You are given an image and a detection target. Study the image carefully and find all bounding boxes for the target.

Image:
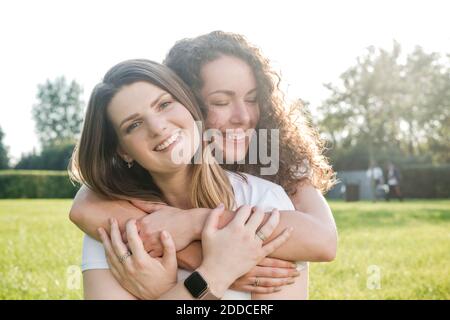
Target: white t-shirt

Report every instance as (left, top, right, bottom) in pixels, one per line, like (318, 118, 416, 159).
(81, 171, 307, 300)
(366, 167, 383, 181)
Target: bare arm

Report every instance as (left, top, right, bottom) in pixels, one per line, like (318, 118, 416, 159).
(70, 183, 337, 263)
(289, 181, 338, 261)
(89, 206, 292, 300)
(83, 269, 138, 300)
(83, 268, 229, 300)
(82, 267, 228, 300)
(135, 183, 337, 263)
(177, 211, 332, 269)
(180, 209, 332, 264)
(69, 185, 146, 241)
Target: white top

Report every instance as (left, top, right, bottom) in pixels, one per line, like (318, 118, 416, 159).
(366, 167, 383, 181)
(81, 171, 306, 300)
(387, 168, 398, 185)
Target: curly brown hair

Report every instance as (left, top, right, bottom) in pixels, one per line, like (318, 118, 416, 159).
(164, 31, 336, 194)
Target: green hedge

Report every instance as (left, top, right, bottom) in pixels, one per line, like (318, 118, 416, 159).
(400, 164, 450, 198)
(1, 166, 449, 199)
(0, 170, 80, 198)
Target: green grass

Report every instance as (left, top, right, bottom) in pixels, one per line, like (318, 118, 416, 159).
(0, 199, 449, 299)
(310, 200, 450, 299)
(0, 200, 83, 299)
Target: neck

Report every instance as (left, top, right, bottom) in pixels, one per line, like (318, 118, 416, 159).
(150, 166, 193, 209)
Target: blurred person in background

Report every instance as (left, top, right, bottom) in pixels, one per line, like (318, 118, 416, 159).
(386, 162, 403, 202)
(367, 160, 385, 202)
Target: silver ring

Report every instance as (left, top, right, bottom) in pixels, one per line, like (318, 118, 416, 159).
(118, 251, 132, 264)
(256, 230, 267, 242)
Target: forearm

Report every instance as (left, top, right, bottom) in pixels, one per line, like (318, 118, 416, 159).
(83, 270, 138, 300)
(289, 182, 338, 261)
(261, 211, 335, 262)
(190, 209, 236, 239)
(158, 265, 231, 300)
(83, 268, 207, 300)
(176, 241, 203, 270)
(191, 208, 334, 262)
(69, 185, 146, 241)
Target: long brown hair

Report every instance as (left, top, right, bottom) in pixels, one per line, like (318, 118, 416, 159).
(69, 59, 234, 209)
(164, 31, 336, 195)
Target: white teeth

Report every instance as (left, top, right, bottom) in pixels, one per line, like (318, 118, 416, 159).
(155, 131, 181, 151)
(225, 131, 246, 141)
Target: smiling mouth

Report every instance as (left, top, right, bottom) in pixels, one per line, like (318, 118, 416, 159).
(154, 130, 182, 152)
(221, 129, 247, 141)
(222, 130, 247, 143)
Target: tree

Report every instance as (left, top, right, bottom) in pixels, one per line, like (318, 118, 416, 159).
(400, 48, 450, 163)
(319, 42, 450, 170)
(32, 76, 84, 147)
(15, 142, 75, 170)
(0, 126, 10, 169)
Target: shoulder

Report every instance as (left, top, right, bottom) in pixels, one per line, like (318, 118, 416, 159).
(226, 171, 294, 211)
(227, 171, 284, 192)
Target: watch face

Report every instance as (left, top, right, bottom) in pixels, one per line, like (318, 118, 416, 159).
(184, 271, 208, 298)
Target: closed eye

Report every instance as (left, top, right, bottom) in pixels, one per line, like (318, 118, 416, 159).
(211, 101, 229, 106)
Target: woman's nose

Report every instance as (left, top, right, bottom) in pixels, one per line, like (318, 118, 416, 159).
(229, 101, 251, 125)
(145, 114, 167, 137)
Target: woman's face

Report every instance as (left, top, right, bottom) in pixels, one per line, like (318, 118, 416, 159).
(107, 81, 199, 174)
(200, 55, 260, 163)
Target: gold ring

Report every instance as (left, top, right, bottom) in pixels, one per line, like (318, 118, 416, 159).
(256, 230, 266, 242)
(253, 277, 260, 287)
(118, 251, 132, 264)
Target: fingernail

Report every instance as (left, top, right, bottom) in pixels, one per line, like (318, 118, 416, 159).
(162, 230, 168, 239)
(294, 271, 301, 277)
(275, 287, 282, 291)
(97, 228, 103, 236)
(291, 263, 297, 268)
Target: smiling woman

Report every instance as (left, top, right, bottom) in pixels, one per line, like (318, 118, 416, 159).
(69, 60, 234, 210)
(68, 58, 299, 300)
(69, 31, 340, 301)
(200, 55, 260, 163)
(109, 82, 199, 173)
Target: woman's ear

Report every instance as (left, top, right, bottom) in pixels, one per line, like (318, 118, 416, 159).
(116, 146, 133, 163)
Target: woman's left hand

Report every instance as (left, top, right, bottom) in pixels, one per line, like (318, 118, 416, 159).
(98, 218, 178, 300)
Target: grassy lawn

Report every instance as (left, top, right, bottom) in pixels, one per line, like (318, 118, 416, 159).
(0, 199, 449, 299)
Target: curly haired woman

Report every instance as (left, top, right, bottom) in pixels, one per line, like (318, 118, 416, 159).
(69, 31, 337, 300)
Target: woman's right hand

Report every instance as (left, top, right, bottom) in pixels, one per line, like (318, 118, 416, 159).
(197, 204, 293, 297)
(98, 218, 178, 300)
(230, 257, 300, 294)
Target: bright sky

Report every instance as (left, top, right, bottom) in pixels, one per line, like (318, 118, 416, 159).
(1, 0, 449, 163)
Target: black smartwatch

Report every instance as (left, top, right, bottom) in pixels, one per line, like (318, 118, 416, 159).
(184, 271, 220, 300)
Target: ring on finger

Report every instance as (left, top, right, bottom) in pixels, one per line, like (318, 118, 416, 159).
(253, 277, 260, 287)
(256, 230, 267, 242)
(118, 251, 132, 264)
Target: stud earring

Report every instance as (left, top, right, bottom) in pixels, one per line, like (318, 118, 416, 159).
(127, 161, 133, 168)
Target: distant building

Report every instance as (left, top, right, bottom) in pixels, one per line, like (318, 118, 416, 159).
(326, 170, 377, 201)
